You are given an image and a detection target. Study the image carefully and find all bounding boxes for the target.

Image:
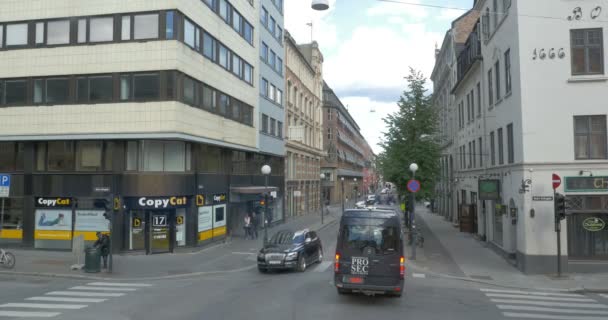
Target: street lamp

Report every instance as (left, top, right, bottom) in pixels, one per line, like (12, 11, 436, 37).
(320, 173, 325, 224)
(311, 0, 329, 11)
(261, 165, 271, 244)
(341, 177, 345, 213)
(354, 178, 358, 201)
(409, 163, 418, 260)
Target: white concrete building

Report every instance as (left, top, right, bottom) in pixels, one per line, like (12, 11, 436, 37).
(434, 0, 608, 273)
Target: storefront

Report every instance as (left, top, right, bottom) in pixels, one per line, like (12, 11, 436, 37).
(565, 176, 608, 261)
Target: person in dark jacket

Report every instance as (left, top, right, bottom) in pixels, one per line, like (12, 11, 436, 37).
(94, 232, 110, 268)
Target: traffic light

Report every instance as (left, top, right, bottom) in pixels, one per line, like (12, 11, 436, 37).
(554, 193, 567, 221)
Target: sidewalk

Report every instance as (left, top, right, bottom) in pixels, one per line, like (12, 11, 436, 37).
(407, 204, 608, 292)
(0, 206, 340, 281)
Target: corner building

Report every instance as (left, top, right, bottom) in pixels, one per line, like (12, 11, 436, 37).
(0, 0, 285, 254)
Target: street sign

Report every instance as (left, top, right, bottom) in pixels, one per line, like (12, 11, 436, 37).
(93, 186, 111, 193)
(407, 180, 421, 193)
(552, 174, 562, 190)
(0, 174, 10, 198)
(532, 196, 554, 201)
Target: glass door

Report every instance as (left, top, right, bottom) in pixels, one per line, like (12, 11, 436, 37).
(149, 210, 174, 254)
(129, 210, 146, 251)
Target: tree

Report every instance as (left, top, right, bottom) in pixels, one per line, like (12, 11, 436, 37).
(378, 68, 440, 201)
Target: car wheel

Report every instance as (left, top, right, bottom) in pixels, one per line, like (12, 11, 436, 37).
(337, 288, 350, 295)
(317, 248, 323, 263)
(389, 292, 402, 298)
(297, 255, 306, 272)
(258, 266, 268, 273)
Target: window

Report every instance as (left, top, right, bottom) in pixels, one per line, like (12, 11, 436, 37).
(327, 128, 332, 140)
(468, 142, 472, 168)
(495, 60, 501, 100)
(244, 63, 253, 84)
(134, 14, 159, 40)
(6, 24, 28, 46)
(488, 69, 494, 106)
(466, 94, 471, 123)
(490, 131, 495, 165)
(34, 80, 43, 103)
(0, 25, 3, 48)
(269, 50, 276, 69)
(78, 19, 87, 43)
(277, 57, 283, 74)
(232, 11, 241, 33)
(46, 78, 70, 104)
(243, 105, 253, 125)
(261, 7, 269, 27)
(504, 50, 512, 94)
(277, 121, 283, 138)
(220, 0, 230, 23)
(89, 76, 113, 102)
(262, 114, 269, 133)
(479, 137, 483, 167)
(203, 32, 216, 60)
(183, 76, 196, 105)
(341, 225, 400, 255)
(35, 22, 44, 44)
(219, 93, 230, 116)
(498, 128, 504, 165)
(0, 142, 24, 171)
(121, 16, 131, 40)
(139, 141, 189, 172)
(574, 115, 607, 159)
(202, 85, 216, 112)
(197, 145, 224, 173)
(276, 89, 283, 105)
(269, 17, 276, 35)
(472, 140, 476, 167)
(76, 141, 109, 171)
(47, 20, 70, 45)
(231, 100, 241, 121)
(507, 123, 514, 163)
(219, 44, 229, 69)
(120, 75, 130, 100)
(4, 80, 27, 105)
(276, 26, 283, 42)
(261, 78, 269, 97)
(47, 141, 75, 171)
(232, 55, 241, 77)
(89, 17, 114, 42)
(133, 73, 160, 100)
(493, 0, 499, 29)
(166, 71, 175, 99)
(571, 29, 604, 75)
(243, 22, 253, 44)
(269, 84, 276, 101)
(470, 90, 475, 119)
(166, 11, 175, 39)
(270, 118, 276, 136)
(261, 42, 268, 61)
(184, 19, 197, 49)
(476, 82, 481, 116)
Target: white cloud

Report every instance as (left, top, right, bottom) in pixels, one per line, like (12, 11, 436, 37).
(388, 16, 405, 24)
(340, 97, 400, 154)
(438, 8, 465, 20)
(366, 0, 428, 20)
(284, 0, 338, 49)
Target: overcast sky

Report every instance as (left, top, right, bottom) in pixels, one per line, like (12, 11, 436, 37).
(284, 0, 471, 154)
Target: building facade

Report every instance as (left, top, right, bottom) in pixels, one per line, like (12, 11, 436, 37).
(0, 0, 285, 254)
(284, 31, 324, 217)
(434, 0, 608, 273)
(321, 82, 371, 206)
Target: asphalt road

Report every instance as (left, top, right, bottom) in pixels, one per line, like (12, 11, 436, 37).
(2, 219, 608, 320)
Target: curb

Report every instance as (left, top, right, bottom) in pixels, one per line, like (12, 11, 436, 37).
(405, 260, 608, 293)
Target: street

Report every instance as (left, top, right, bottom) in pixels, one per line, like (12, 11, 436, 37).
(3, 218, 608, 320)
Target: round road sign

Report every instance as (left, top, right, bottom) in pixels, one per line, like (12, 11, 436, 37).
(407, 180, 421, 193)
(552, 173, 561, 190)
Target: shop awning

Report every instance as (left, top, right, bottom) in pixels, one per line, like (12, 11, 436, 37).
(337, 169, 364, 178)
(230, 186, 278, 194)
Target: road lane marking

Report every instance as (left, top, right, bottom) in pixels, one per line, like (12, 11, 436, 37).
(232, 252, 256, 255)
(490, 299, 608, 309)
(313, 261, 332, 272)
(601, 294, 608, 299)
(0, 311, 61, 317)
(503, 312, 608, 320)
(26, 297, 107, 303)
(497, 305, 608, 315)
(0, 303, 87, 310)
(485, 293, 595, 302)
(69, 286, 137, 292)
(45, 291, 124, 297)
(86, 282, 152, 287)
(481, 288, 583, 297)
(412, 273, 426, 278)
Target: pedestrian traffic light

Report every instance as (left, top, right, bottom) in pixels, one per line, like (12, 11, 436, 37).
(554, 193, 567, 221)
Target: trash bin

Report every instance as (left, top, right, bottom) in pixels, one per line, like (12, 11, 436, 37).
(84, 246, 101, 273)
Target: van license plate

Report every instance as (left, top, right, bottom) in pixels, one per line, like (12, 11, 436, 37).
(344, 276, 364, 284)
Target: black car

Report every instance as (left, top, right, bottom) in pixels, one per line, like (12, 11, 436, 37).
(257, 229, 323, 273)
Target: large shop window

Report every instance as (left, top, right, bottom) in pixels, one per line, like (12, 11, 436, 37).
(35, 141, 112, 171)
(0, 142, 24, 171)
(574, 115, 607, 160)
(128, 140, 192, 172)
(76, 141, 113, 171)
(567, 196, 608, 259)
(47, 141, 76, 171)
(0, 198, 24, 235)
(231, 151, 247, 175)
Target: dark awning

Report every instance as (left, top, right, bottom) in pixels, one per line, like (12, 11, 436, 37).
(230, 186, 278, 194)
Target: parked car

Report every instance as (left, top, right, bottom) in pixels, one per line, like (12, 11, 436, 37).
(334, 208, 405, 297)
(257, 229, 323, 273)
(367, 194, 376, 202)
(355, 201, 367, 209)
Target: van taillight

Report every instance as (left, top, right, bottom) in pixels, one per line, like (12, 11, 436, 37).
(334, 253, 340, 273)
(400, 256, 405, 279)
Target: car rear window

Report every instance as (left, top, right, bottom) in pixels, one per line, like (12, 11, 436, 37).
(341, 224, 400, 255)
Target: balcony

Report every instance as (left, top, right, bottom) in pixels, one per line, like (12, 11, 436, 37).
(288, 126, 305, 142)
(453, 27, 481, 92)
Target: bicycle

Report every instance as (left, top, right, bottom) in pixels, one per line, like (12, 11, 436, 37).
(0, 248, 15, 269)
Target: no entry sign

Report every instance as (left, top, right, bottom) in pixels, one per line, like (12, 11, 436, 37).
(407, 180, 421, 193)
(552, 174, 562, 190)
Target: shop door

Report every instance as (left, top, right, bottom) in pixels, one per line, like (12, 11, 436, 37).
(129, 210, 147, 251)
(148, 210, 175, 254)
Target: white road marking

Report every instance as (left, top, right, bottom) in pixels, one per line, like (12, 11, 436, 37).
(481, 288, 583, 297)
(485, 293, 595, 302)
(497, 305, 608, 315)
(412, 273, 426, 278)
(69, 286, 137, 292)
(26, 297, 107, 303)
(601, 294, 608, 299)
(45, 291, 125, 297)
(313, 261, 332, 272)
(0, 311, 61, 317)
(232, 252, 255, 255)
(503, 312, 608, 320)
(0, 303, 86, 310)
(86, 282, 152, 287)
(490, 299, 608, 309)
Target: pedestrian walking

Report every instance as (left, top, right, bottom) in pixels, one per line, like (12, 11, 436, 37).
(93, 232, 110, 269)
(244, 214, 253, 239)
(251, 211, 259, 239)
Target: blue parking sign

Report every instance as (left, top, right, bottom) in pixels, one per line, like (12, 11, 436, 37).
(0, 174, 10, 198)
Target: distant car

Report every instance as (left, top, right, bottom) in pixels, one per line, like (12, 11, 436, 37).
(355, 201, 366, 209)
(381, 188, 388, 194)
(367, 195, 376, 202)
(257, 229, 323, 273)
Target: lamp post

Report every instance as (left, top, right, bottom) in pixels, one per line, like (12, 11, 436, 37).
(409, 163, 418, 260)
(311, 0, 329, 11)
(341, 177, 345, 213)
(354, 178, 357, 201)
(261, 165, 271, 244)
(320, 173, 325, 224)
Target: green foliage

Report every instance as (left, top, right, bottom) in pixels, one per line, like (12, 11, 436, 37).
(377, 68, 440, 200)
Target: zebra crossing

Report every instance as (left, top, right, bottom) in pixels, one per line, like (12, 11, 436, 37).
(481, 288, 608, 319)
(0, 281, 152, 318)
